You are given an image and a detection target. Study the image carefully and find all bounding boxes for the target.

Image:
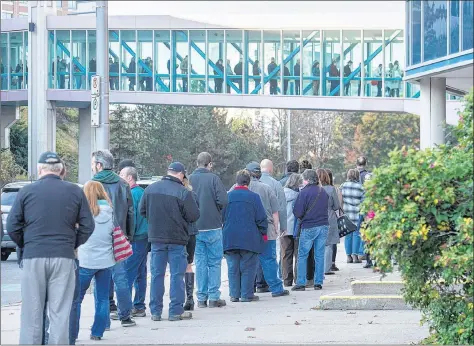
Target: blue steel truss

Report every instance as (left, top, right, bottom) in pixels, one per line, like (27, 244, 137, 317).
(329, 30, 402, 96)
(109, 31, 169, 92)
(250, 30, 319, 94)
(49, 32, 85, 73)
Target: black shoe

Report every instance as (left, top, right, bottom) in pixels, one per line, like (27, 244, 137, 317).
(325, 271, 335, 275)
(363, 261, 373, 269)
(230, 297, 240, 302)
(291, 285, 305, 291)
(241, 296, 259, 302)
(109, 305, 117, 313)
(257, 287, 270, 293)
(284, 281, 293, 287)
(330, 264, 340, 271)
(209, 299, 226, 308)
(121, 318, 136, 327)
(184, 272, 195, 311)
(272, 290, 290, 297)
(197, 301, 208, 308)
(90, 335, 102, 340)
(314, 284, 323, 290)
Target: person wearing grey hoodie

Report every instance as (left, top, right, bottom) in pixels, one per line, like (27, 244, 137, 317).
(281, 173, 303, 287)
(72, 181, 116, 341)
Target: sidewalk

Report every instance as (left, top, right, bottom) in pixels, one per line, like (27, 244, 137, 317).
(1, 247, 429, 344)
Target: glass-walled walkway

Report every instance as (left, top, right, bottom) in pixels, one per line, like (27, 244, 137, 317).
(0, 27, 462, 100)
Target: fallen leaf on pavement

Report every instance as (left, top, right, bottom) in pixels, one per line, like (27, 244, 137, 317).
(347, 311, 356, 314)
(248, 336, 256, 339)
(294, 321, 301, 325)
(310, 306, 320, 310)
(368, 321, 373, 324)
(151, 328, 159, 330)
(245, 327, 255, 331)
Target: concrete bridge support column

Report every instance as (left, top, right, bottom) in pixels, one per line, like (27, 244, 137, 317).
(420, 77, 447, 149)
(78, 106, 92, 184)
(28, 1, 58, 179)
(0, 106, 20, 149)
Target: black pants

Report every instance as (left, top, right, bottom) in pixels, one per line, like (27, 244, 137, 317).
(215, 80, 223, 93)
(270, 81, 278, 95)
(295, 80, 300, 95)
(255, 262, 268, 289)
(307, 245, 315, 281)
(281, 235, 298, 285)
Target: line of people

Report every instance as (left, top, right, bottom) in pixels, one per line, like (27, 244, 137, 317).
(6, 149, 372, 344)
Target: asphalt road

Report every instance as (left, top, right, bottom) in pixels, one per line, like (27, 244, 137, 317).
(1, 252, 22, 306)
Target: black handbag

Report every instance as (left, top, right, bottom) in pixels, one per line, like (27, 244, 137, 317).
(337, 209, 358, 237)
(294, 186, 322, 238)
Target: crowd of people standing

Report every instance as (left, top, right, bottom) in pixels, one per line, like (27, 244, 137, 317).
(6, 149, 372, 344)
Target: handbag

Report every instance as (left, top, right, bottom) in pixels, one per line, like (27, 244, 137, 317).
(112, 220, 133, 262)
(294, 186, 322, 238)
(337, 208, 358, 238)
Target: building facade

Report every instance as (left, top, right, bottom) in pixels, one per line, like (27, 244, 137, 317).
(1, 1, 95, 19)
(405, 0, 473, 148)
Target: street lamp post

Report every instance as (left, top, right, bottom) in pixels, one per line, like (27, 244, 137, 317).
(95, 0, 109, 150)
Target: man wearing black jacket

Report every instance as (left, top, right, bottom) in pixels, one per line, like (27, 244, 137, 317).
(7, 151, 94, 344)
(141, 162, 200, 321)
(92, 149, 136, 327)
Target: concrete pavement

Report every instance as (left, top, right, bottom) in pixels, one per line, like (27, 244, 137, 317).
(1, 247, 429, 344)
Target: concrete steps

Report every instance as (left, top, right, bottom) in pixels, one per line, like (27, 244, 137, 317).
(320, 280, 411, 310)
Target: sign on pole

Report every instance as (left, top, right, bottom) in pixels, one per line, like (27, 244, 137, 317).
(91, 75, 100, 127)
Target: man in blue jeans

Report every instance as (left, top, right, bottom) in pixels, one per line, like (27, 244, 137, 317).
(291, 169, 330, 291)
(140, 162, 200, 321)
(189, 153, 228, 308)
(120, 165, 149, 317)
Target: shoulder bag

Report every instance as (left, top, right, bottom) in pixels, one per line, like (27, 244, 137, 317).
(337, 208, 357, 238)
(294, 186, 322, 238)
(112, 217, 133, 262)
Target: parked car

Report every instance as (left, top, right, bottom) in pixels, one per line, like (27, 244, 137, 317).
(1, 180, 83, 261)
(137, 176, 162, 189)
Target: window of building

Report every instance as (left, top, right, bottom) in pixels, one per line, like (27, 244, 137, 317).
(56, 0, 62, 7)
(410, 1, 422, 65)
(1, 11, 13, 19)
(19, 1, 29, 4)
(462, 0, 473, 50)
(450, 1, 460, 54)
(19, 13, 28, 17)
(68, 1, 77, 9)
(423, 0, 448, 62)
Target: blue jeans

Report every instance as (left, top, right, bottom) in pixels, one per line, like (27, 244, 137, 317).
(195, 230, 223, 302)
(296, 225, 329, 286)
(344, 215, 364, 256)
(126, 239, 148, 311)
(258, 240, 284, 294)
(225, 250, 258, 299)
(72, 267, 112, 338)
(111, 260, 133, 320)
(149, 243, 187, 318)
(43, 259, 79, 345)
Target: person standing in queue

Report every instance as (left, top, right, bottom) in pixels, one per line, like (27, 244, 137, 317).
(7, 151, 95, 344)
(140, 162, 200, 321)
(119, 165, 149, 318)
(91, 150, 136, 327)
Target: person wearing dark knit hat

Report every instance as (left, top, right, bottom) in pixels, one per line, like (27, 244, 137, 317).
(117, 159, 135, 173)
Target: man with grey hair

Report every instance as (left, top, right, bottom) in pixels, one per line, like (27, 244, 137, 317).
(7, 151, 94, 344)
(92, 150, 137, 327)
(259, 159, 287, 284)
(120, 165, 149, 318)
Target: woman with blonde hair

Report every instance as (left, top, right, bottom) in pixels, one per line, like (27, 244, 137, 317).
(71, 181, 116, 341)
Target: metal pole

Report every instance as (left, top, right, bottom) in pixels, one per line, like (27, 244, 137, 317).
(286, 109, 291, 161)
(96, 0, 109, 149)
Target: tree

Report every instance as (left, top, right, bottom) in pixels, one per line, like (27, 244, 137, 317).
(9, 107, 28, 171)
(0, 149, 25, 188)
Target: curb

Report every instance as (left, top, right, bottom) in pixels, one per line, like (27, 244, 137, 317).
(351, 280, 405, 295)
(319, 295, 412, 310)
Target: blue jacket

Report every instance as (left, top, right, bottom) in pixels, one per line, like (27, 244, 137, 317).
(131, 185, 148, 240)
(223, 187, 268, 254)
(293, 183, 329, 229)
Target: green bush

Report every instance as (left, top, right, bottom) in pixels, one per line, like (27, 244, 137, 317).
(361, 89, 473, 344)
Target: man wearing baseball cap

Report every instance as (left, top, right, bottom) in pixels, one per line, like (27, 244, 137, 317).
(140, 162, 200, 321)
(7, 151, 95, 344)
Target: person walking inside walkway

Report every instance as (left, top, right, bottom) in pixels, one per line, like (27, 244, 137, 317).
(223, 170, 268, 302)
(119, 165, 149, 318)
(281, 173, 303, 287)
(268, 57, 278, 95)
(140, 162, 200, 321)
(73, 181, 116, 341)
(291, 169, 329, 291)
(91, 150, 136, 327)
(341, 169, 365, 264)
(214, 59, 224, 93)
(7, 151, 94, 344)
(232, 162, 289, 298)
(189, 152, 228, 308)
